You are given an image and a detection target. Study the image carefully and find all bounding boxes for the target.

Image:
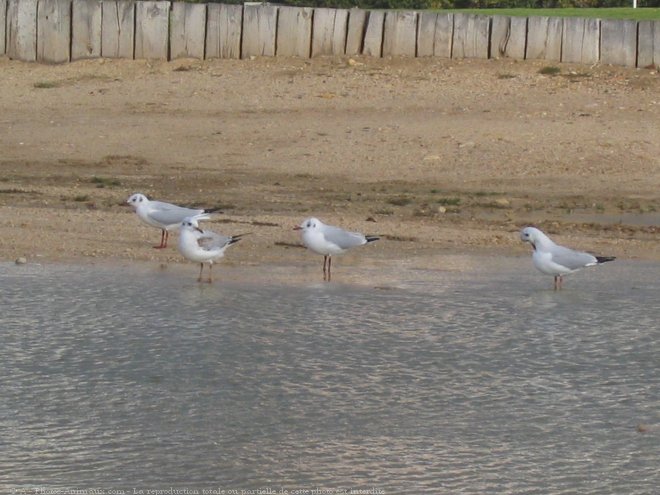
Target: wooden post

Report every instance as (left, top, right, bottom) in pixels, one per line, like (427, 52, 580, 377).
(525, 16, 562, 62)
(312, 7, 348, 56)
(363, 10, 385, 57)
(383, 11, 417, 57)
(600, 19, 637, 67)
(561, 17, 599, 65)
(170, 2, 206, 60)
(7, 0, 38, 62)
(206, 3, 242, 59)
(37, 0, 71, 63)
(276, 6, 312, 58)
(135, 1, 170, 60)
(101, 1, 135, 59)
(637, 20, 659, 68)
(491, 16, 526, 60)
(452, 14, 489, 59)
(417, 12, 452, 58)
(0, 0, 7, 55)
(242, 4, 278, 59)
(72, 0, 101, 60)
(346, 8, 367, 56)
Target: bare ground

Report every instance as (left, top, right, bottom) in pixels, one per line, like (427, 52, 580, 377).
(0, 55, 658, 276)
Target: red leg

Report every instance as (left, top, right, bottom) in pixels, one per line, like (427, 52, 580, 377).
(154, 229, 167, 249)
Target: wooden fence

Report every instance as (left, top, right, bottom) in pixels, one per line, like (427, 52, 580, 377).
(1, 0, 659, 68)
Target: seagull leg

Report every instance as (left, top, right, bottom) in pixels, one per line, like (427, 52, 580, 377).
(198, 263, 204, 282)
(163, 230, 169, 248)
(207, 264, 213, 284)
(154, 229, 167, 249)
(327, 256, 332, 282)
(554, 275, 562, 290)
(558, 275, 563, 290)
(323, 255, 328, 280)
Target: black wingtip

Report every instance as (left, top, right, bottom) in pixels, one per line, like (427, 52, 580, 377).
(229, 232, 251, 244)
(596, 256, 616, 264)
(204, 207, 223, 214)
(365, 236, 380, 243)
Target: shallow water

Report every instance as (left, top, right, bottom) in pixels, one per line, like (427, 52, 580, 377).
(1, 258, 658, 494)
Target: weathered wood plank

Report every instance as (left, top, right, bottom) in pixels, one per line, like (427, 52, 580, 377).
(206, 3, 242, 59)
(37, 0, 71, 63)
(72, 0, 101, 60)
(491, 15, 526, 60)
(170, 2, 206, 60)
(526, 16, 561, 61)
(277, 6, 312, 58)
(417, 11, 437, 57)
(383, 10, 417, 57)
(363, 10, 385, 57)
(135, 1, 170, 60)
(346, 8, 367, 56)
(312, 7, 348, 56)
(638, 20, 660, 68)
(101, 1, 135, 59)
(0, 0, 7, 55)
(7, 0, 37, 61)
(561, 17, 599, 65)
(242, 4, 277, 58)
(600, 19, 637, 68)
(418, 11, 452, 58)
(434, 13, 453, 59)
(452, 13, 489, 59)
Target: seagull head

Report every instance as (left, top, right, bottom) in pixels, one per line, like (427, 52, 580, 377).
(126, 193, 149, 210)
(181, 214, 209, 233)
(520, 226, 544, 251)
(294, 217, 322, 232)
(181, 216, 204, 232)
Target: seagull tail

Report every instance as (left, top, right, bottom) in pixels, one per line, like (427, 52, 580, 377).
(596, 256, 616, 264)
(228, 232, 251, 245)
(365, 236, 380, 244)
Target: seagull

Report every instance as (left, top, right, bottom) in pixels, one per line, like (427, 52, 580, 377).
(520, 226, 615, 290)
(177, 215, 243, 283)
(126, 193, 220, 249)
(294, 217, 379, 281)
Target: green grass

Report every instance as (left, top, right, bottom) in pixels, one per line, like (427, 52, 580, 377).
(34, 81, 61, 89)
(445, 8, 660, 21)
(539, 66, 561, 75)
(90, 176, 121, 188)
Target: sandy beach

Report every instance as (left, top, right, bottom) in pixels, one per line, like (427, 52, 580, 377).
(0, 55, 658, 274)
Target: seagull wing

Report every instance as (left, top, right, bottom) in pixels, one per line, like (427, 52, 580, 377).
(322, 225, 367, 249)
(550, 245, 597, 271)
(197, 230, 233, 251)
(149, 202, 204, 227)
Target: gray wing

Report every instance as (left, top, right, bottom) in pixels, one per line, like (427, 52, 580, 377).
(197, 230, 233, 251)
(323, 225, 366, 249)
(149, 201, 204, 227)
(550, 244, 597, 270)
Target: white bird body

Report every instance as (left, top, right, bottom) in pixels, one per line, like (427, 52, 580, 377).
(177, 215, 241, 282)
(294, 217, 379, 280)
(520, 226, 615, 289)
(127, 193, 218, 248)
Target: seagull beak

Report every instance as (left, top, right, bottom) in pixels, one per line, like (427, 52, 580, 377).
(293, 226, 302, 231)
(530, 242, 536, 251)
(195, 227, 204, 234)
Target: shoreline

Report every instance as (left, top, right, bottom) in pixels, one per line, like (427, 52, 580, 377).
(0, 56, 657, 266)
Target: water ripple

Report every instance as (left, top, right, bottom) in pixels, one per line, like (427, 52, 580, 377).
(0, 260, 658, 493)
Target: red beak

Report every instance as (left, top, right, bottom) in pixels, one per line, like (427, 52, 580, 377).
(293, 226, 302, 231)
